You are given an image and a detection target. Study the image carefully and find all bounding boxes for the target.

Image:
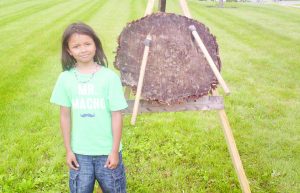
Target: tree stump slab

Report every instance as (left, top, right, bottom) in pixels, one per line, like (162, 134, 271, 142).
(114, 12, 221, 104)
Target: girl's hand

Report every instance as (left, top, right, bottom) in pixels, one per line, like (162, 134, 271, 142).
(104, 152, 119, 169)
(66, 151, 79, 170)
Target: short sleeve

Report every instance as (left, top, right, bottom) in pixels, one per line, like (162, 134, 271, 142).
(50, 73, 71, 107)
(108, 73, 128, 111)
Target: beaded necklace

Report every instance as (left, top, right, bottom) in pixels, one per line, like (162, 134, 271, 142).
(74, 64, 99, 84)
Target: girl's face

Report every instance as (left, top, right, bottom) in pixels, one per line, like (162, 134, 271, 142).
(67, 33, 96, 65)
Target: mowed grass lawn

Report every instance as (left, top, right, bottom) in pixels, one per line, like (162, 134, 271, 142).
(0, 0, 299, 192)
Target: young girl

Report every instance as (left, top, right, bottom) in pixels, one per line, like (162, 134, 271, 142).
(50, 22, 127, 193)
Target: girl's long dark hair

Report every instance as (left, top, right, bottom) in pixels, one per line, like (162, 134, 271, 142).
(61, 22, 108, 71)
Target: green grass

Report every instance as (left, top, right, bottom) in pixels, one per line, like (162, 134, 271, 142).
(0, 0, 299, 192)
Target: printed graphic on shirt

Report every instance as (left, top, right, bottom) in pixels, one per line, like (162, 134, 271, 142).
(71, 83, 106, 118)
(80, 113, 95, 118)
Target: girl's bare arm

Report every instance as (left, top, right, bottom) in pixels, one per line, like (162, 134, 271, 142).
(60, 106, 79, 170)
(111, 111, 123, 153)
(105, 111, 123, 169)
(60, 106, 72, 152)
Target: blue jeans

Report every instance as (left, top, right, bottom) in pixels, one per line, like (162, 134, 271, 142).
(69, 152, 126, 193)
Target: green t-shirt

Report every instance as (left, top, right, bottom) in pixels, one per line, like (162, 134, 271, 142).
(50, 67, 128, 155)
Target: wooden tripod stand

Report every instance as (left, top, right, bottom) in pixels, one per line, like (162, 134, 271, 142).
(121, 0, 251, 192)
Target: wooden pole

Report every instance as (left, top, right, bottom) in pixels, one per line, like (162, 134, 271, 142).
(179, 0, 192, 18)
(213, 90, 251, 193)
(178, 1, 249, 191)
(219, 0, 224, 8)
(159, 0, 167, 12)
(189, 25, 230, 95)
(131, 35, 152, 125)
(125, 0, 154, 104)
(144, 0, 155, 16)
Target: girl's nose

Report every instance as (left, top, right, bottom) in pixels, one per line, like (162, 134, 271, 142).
(80, 47, 87, 53)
